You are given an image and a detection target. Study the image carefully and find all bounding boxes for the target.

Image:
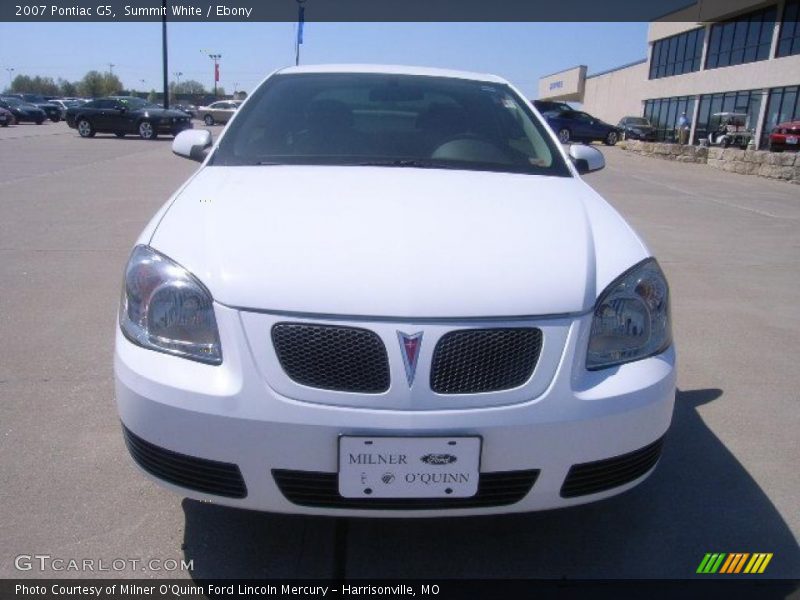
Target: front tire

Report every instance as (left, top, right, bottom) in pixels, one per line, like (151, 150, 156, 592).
(77, 118, 94, 137)
(203, 114, 215, 126)
(35, 119, 44, 125)
(50, 116, 60, 123)
(557, 128, 571, 144)
(604, 131, 618, 146)
(719, 137, 730, 148)
(138, 120, 157, 140)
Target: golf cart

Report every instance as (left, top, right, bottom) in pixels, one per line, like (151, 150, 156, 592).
(707, 112, 753, 149)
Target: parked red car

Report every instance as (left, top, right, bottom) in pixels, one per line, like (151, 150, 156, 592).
(768, 120, 800, 152)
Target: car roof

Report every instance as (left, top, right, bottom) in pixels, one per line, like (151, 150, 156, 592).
(276, 64, 508, 84)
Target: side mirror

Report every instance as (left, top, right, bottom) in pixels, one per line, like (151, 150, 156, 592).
(172, 129, 212, 162)
(568, 144, 605, 174)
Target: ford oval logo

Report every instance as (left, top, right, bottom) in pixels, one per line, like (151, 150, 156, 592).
(421, 453, 457, 465)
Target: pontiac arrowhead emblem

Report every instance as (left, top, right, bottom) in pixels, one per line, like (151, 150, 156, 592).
(397, 331, 423, 387)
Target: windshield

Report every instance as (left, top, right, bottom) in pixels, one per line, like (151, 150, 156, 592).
(627, 118, 651, 126)
(211, 73, 570, 176)
(2, 97, 23, 106)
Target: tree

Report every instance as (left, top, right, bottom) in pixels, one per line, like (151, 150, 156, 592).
(77, 70, 123, 98)
(9, 74, 60, 95)
(58, 78, 78, 97)
(172, 79, 207, 95)
(147, 89, 158, 104)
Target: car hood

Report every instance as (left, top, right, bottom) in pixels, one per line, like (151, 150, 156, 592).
(149, 166, 649, 317)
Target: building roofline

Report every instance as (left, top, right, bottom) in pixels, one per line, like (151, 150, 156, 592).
(586, 58, 647, 80)
(650, 0, 698, 22)
(538, 64, 586, 80)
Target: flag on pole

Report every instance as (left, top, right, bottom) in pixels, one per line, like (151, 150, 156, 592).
(297, 6, 305, 45)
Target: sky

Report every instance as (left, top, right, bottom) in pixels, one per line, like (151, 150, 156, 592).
(0, 22, 649, 98)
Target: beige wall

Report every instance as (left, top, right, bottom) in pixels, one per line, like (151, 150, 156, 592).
(582, 62, 649, 124)
(642, 54, 800, 97)
(537, 66, 587, 102)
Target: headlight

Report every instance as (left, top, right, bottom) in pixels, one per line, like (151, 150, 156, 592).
(587, 258, 671, 370)
(120, 245, 222, 364)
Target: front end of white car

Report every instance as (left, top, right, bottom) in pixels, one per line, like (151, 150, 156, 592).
(114, 66, 675, 517)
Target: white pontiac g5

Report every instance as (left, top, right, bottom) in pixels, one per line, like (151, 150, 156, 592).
(115, 65, 675, 516)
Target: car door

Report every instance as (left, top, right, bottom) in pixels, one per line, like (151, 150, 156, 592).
(571, 112, 597, 140)
(92, 99, 118, 131)
(104, 100, 133, 132)
(211, 102, 228, 122)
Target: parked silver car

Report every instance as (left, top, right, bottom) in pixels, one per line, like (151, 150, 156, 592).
(196, 100, 242, 125)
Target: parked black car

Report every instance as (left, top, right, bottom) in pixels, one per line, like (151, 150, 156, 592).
(9, 94, 62, 121)
(617, 116, 657, 141)
(0, 97, 46, 124)
(65, 96, 193, 140)
(543, 109, 621, 145)
(172, 103, 197, 118)
(0, 105, 13, 126)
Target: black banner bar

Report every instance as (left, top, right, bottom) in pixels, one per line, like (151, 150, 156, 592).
(2, 0, 712, 23)
(2, 579, 799, 600)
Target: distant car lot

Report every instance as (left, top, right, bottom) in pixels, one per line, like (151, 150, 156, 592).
(0, 122, 798, 580)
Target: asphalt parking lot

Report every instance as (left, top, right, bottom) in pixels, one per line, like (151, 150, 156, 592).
(1, 121, 798, 581)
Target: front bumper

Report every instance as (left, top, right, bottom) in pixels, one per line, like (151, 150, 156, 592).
(115, 305, 676, 517)
(157, 119, 193, 135)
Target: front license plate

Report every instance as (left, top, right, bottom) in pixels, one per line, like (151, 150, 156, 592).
(338, 436, 481, 498)
(786, 136, 798, 144)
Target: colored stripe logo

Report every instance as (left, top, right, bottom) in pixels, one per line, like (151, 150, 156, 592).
(697, 553, 773, 574)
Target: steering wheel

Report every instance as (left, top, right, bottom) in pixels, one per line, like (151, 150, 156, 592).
(431, 133, 511, 163)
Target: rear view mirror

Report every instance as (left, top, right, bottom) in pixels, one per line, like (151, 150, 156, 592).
(172, 129, 212, 162)
(369, 84, 424, 102)
(568, 144, 605, 174)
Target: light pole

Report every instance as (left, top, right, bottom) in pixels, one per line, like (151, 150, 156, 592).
(173, 71, 182, 83)
(295, 0, 306, 66)
(6, 67, 15, 89)
(107, 63, 115, 75)
(208, 54, 221, 97)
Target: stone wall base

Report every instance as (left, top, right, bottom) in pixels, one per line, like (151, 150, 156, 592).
(619, 140, 800, 184)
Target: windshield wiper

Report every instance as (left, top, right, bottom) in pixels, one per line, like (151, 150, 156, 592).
(356, 159, 461, 169)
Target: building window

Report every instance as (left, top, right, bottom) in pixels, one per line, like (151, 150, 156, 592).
(649, 28, 705, 79)
(643, 96, 696, 141)
(694, 89, 764, 146)
(762, 86, 800, 146)
(777, 0, 800, 57)
(705, 5, 777, 69)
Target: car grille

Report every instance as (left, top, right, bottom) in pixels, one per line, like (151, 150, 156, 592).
(272, 469, 539, 509)
(560, 437, 664, 498)
(122, 425, 247, 498)
(272, 323, 390, 393)
(430, 328, 543, 394)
